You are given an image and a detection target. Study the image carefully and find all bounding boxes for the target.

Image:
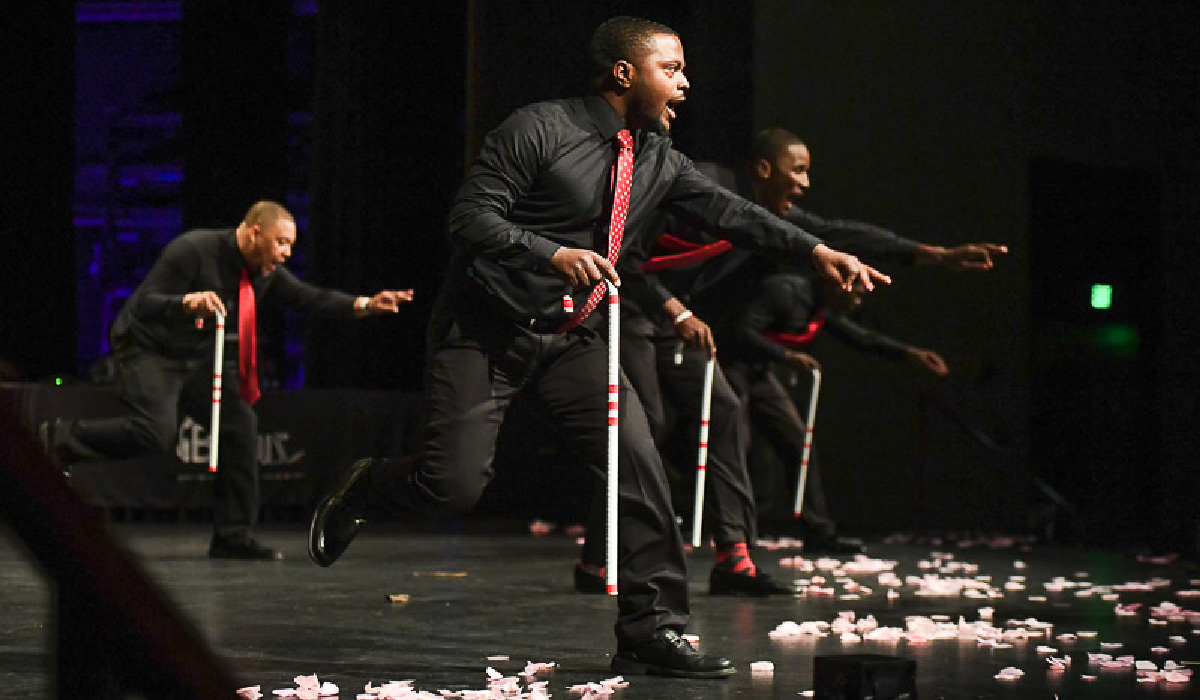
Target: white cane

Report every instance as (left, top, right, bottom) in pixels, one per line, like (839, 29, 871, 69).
(792, 367, 821, 518)
(605, 280, 620, 596)
(208, 312, 226, 474)
(690, 356, 716, 548)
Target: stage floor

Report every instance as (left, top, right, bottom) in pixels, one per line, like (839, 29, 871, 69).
(1, 521, 1197, 699)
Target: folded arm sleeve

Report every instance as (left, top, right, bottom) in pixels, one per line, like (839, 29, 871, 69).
(824, 313, 909, 358)
(729, 279, 791, 363)
(666, 158, 824, 258)
(270, 267, 357, 317)
(785, 207, 921, 269)
(134, 237, 200, 320)
(445, 108, 562, 272)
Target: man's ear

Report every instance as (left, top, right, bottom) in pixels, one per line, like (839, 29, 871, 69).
(754, 158, 772, 180)
(612, 60, 634, 90)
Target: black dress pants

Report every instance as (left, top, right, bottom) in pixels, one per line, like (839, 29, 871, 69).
(366, 287, 690, 644)
(722, 361, 837, 539)
(613, 306, 756, 547)
(58, 342, 260, 540)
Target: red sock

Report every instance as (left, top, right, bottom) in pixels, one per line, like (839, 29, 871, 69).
(714, 542, 757, 576)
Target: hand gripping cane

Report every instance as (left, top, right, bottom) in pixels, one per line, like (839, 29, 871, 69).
(605, 280, 620, 596)
(792, 367, 822, 518)
(208, 312, 226, 474)
(690, 356, 716, 548)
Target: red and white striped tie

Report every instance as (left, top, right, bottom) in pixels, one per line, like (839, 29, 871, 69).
(559, 129, 634, 332)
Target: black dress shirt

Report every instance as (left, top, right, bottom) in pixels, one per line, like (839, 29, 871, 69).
(111, 228, 356, 359)
(703, 271, 908, 366)
(445, 95, 824, 327)
(621, 162, 924, 318)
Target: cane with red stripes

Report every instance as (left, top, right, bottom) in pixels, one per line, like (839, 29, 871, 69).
(793, 367, 822, 518)
(690, 355, 717, 548)
(604, 280, 620, 596)
(208, 312, 226, 474)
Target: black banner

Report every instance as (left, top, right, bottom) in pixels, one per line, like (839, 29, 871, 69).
(0, 382, 422, 510)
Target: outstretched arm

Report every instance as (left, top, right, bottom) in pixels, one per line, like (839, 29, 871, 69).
(914, 243, 1008, 271)
(353, 289, 415, 317)
(810, 244, 892, 293)
(904, 347, 950, 377)
(667, 160, 891, 294)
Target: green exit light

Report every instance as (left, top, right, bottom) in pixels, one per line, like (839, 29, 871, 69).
(1090, 284, 1113, 310)
(55, 377, 64, 386)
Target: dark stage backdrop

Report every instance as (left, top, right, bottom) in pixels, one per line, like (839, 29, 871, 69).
(304, 3, 466, 391)
(180, 0, 291, 229)
(1, 5, 76, 383)
(753, 0, 1200, 545)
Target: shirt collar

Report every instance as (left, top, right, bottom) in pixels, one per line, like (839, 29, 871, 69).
(583, 95, 627, 141)
(224, 228, 256, 277)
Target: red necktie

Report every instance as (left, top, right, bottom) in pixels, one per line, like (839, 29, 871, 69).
(764, 310, 827, 348)
(559, 129, 634, 332)
(238, 269, 261, 405)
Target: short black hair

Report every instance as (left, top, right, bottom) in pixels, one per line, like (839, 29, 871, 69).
(590, 16, 678, 86)
(749, 127, 806, 164)
(242, 200, 294, 229)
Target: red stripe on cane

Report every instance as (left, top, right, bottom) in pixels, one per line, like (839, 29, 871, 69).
(608, 401, 618, 410)
(700, 420, 710, 426)
(208, 466, 218, 473)
(608, 293, 619, 303)
(608, 417, 618, 426)
(697, 465, 707, 471)
(699, 442, 708, 449)
(608, 384, 619, 392)
(606, 583, 617, 595)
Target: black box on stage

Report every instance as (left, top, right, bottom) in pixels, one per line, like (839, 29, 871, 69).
(813, 654, 916, 700)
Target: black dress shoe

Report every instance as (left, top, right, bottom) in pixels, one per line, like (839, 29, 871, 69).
(309, 458, 375, 567)
(209, 535, 283, 560)
(612, 629, 735, 679)
(709, 567, 793, 596)
(574, 562, 607, 594)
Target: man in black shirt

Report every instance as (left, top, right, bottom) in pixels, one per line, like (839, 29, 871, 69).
(705, 267, 949, 540)
(622, 126, 1003, 550)
(45, 201, 413, 560)
(307, 17, 887, 678)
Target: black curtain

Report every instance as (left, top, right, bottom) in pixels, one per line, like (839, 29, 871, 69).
(180, 0, 290, 228)
(466, 0, 754, 167)
(305, 3, 466, 390)
(0, 4, 76, 381)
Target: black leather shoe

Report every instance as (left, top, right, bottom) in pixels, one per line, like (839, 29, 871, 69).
(209, 535, 283, 560)
(309, 458, 374, 567)
(709, 567, 793, 596)
(574, 562, 607, 594)
(612, 629, 735, 679)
